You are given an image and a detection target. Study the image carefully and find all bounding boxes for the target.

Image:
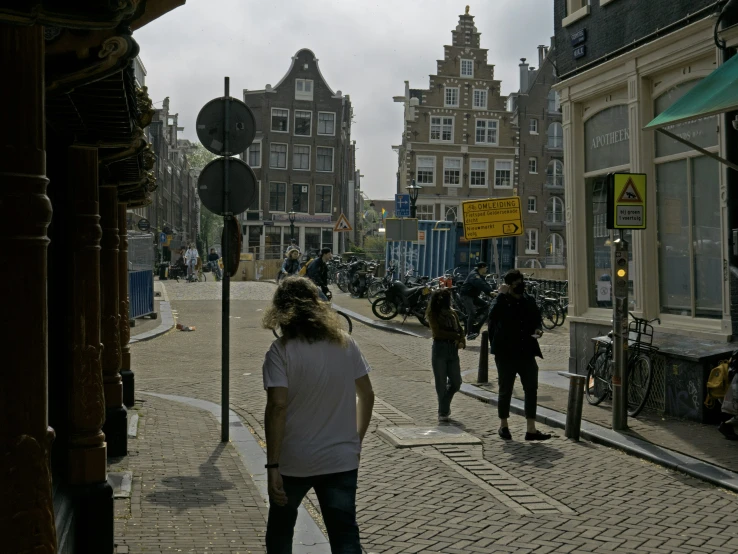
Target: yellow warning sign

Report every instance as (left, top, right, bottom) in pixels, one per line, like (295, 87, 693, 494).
(461, 196, 524, 240)
(334, 213, 352, 232)
(611, 173, 647, 229)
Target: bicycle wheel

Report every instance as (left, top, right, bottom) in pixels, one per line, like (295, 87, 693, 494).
(551, 302, 565, 326)
(335, 310, 353, 335)
(366, 281, 386, 300)
(585, 350, 610, 405)
(540, 303, 557, 330)
(336, 271, 349, 293)
(627, 353, 653, 418)
(197, 271, 206, 282)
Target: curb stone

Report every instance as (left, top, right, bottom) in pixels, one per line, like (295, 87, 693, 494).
(129, 282, 175, 344)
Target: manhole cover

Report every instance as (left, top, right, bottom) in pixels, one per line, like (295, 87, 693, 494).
(377, 426, 481, 448)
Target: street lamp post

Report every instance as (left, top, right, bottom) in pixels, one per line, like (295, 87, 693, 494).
(408, 179, 420, 219)
(288, 210, 296, 242)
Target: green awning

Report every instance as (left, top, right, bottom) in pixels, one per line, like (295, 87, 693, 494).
(645, 52, 738, 129)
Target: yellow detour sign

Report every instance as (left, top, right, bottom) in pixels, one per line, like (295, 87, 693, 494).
(608, 173, 647, 229)
(461, 196, 524, 240)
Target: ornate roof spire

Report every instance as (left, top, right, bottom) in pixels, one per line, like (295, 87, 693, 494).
(453, 7, 480, 48)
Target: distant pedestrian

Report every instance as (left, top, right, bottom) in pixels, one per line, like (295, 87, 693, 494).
(488, 269, 551, 441)
(285, 238, 300, 257)
(184, 244, 198, 278)
(426, 289, 465, 423)
(280, 248, 301, 280)
(207, 248, 222, 280)
(262, 277, 375, 553)
(459, 262, 494, 340)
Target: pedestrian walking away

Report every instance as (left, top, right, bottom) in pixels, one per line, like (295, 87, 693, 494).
(261, 277, 375, 553)
(426, 289, 466, 423)
(460, 261, 494, 341)
(306, 247, 333, 301)
(488, 269, 551, 441)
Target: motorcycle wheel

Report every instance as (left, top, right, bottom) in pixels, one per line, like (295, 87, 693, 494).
(416, 312, 430, 327)
(372, 297, 398, 320)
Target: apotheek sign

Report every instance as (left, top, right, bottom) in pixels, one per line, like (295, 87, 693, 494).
(584, 105, 630, 173)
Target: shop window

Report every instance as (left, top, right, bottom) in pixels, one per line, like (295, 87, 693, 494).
(305, 227, 321, 253)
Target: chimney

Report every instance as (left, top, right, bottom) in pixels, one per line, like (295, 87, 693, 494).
(519, 58, 529, 92)
(538, 45, 547, 68)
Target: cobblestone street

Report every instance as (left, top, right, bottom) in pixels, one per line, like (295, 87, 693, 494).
(115, 281, 738, 553)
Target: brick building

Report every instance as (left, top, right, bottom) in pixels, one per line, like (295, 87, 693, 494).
(393, 8, 517, 271)
(241, 48, 357, 258)
(507, 45, 566, 269)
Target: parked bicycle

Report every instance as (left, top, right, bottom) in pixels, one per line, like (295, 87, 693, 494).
(584, 313, 660, 417)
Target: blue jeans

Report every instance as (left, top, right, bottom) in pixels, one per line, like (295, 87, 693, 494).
(266, 469, 361, 553)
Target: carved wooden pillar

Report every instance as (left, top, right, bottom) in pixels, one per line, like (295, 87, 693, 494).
(119, 202, 135, 407)
(100, 185, 127, 457)
(0, 23, 57, 552)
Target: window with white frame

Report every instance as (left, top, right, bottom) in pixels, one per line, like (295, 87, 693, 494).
(547, 160, 564, 187)
(445, 206, 458, 222)
(291, 183, 309, 213)
(547, 122, 563, 149)
(315, 185, 332, 214)
(292, 145, 310, 170)
(470, 159, 487, 187)
(528, 196, 537, 212)
(316, 147, 334, 172)
(271, 109, 289, 133)
(294, 110, 312, 136)
(269, 182, 286, 212)
(430, 116, 453, 142)
(247, 141, 261, 168)
(461, 59, 474, 77)
(415, 205, 434, 219)
(443, 158, 462, 186)
(548, 89, 561, 112)
(444, 87, 459, 107)
(494, 160, 512, 188)
(529, 119, 539, 134)
(473, 89, 487, 109)
(295, 79, 313, 101)
(526, 229, 539, 253)
(269, 143, 287, 169)
(475, 119, 498, 144)
(529, 157, 538, 174)
(317, 112, 335, 135)
(416, 156, 435, 185)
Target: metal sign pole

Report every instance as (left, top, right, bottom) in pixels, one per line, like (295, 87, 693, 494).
(612, 229, 628, 431)
(222, 77, 231, 442)
(492, 239, 501, 279)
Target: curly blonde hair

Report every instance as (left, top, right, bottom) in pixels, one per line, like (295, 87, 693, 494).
(262, 277, 347, 346)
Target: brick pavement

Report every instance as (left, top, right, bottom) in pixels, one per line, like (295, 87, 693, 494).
(120, 281, 738, 553)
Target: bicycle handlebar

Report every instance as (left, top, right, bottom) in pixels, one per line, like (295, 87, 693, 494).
(628, 312, 660, 325)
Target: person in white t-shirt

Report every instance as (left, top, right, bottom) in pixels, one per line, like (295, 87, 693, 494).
(262, 277, 374, 553)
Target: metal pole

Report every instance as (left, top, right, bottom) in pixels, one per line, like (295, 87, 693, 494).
(492, 239, 502, 279)
(222, 76, 231, 442)
(612, 231, 628, 431)
(564, 374, 585, 440)
(477, 330, 489, 383)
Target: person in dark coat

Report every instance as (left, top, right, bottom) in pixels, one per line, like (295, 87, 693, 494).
(306, 247, 332, 300)
(460, 262, 494, 341)
(488, 269, 551, 441)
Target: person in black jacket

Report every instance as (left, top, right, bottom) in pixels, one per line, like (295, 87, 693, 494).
(488, 269, 551, 441)
(460, 262, 494, 341)
(306, 247, 333, 300)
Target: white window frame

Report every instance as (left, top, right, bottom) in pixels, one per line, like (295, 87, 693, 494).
(469, 158, 488, 188)
(444, 87, 460, 108)
(547, 122, 563, 149)
(416, 156, 436, 185)
(291, 183, 310, 214)
(494, 159, 513, 189)
(316, 146, 334, 173)
(526, 229, 539, 254)
(460, 59, 474, 78)
(529, 118, 539, 134)
(548, 90, 561, 113)
(294, 110, 312, 137)
(472, 89, 488, 110)
(271, 108, 289, 133)
(415, 204, 435, 219)
(269, 143, 288, 169)
(317, 111, 336, 136)
(443, 157, 463, 187)
(529, 157, 538, 174)
(547, 160, 565, 187)
(315, 184, 333, 214)
(292, 144, 311, 171)
(246, 140, 261, 168)
(295, 79, 314, 101)
(528, 196, 537, 213)
(430, 116, 454, 143)
(475, 119, 499, 145)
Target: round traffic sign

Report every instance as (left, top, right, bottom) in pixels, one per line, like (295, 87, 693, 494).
(197, 157, 257, 216)
(138, 218, 151, 232)
(196, 97, 256, 156)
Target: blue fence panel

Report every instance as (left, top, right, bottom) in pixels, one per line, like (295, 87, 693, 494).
(129, 270, 154, 319)
(385, 220, 458, 279)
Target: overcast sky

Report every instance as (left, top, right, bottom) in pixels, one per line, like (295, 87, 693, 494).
(135, 0, 554, 199)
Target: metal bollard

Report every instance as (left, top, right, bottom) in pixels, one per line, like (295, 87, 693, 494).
(558, 372, 585, 441)
(477, 330, 489, 383)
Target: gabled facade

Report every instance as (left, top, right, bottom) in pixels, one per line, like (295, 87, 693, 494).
(393, 8, 517, 271)
(242, 49, 355, 258)
(507, 45, 566, 269)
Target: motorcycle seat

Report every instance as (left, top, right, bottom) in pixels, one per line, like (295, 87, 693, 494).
(392, 280, 425, 296)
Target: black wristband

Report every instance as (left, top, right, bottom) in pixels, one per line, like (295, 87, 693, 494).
(265, 463, 279, 469)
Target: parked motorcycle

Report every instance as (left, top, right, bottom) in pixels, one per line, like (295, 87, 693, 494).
(371, 280, 431, 327)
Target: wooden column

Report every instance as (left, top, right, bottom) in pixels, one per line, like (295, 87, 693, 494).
(100, 185, 127, 457)
(0, 23, 57, 552)
(119, 202, 134, 407)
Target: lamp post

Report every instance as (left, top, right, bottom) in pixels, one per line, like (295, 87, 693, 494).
(408, 179, 420, 219)
(288, 210, 296, 242)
